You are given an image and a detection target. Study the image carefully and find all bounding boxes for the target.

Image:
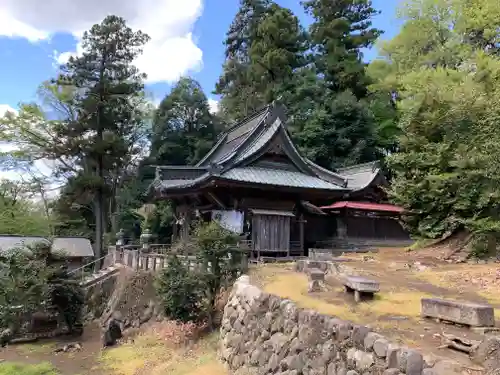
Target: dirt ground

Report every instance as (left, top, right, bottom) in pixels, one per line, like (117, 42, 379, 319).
(0, 323, 226, 375)
(250, 247, 500, 369)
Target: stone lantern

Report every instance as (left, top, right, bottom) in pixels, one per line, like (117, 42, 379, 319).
(116, 228, 126, 246)
(140, 228, 153, 251)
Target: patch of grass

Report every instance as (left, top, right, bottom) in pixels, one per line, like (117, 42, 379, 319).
(367, 290, 432, 319)
(260, 269, 431, 324)
(0, 362, 58, 375)
(261, 271, 360, 321)
(99, 331, 226, 375)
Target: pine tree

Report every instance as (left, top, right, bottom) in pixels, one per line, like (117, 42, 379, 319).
(303, 0, 382, 98)
(55, 16, 150, 263)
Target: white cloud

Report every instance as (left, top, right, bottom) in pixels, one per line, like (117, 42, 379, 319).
(1, 0, 204, 83)
(0, 104, 17, 117)
(208, 98, 219, 114)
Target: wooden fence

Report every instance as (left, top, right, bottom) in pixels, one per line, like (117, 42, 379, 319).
(109, 245, 249, 273)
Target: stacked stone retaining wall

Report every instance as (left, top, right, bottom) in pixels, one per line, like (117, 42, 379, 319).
(220, 275, 465, 375)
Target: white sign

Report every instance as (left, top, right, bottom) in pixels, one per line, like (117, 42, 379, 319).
(211, 210, 244, 234)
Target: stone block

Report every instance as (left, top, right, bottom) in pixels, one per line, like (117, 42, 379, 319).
(373, 338, 389, 358)
(421, 298, 495, 327)
(385, 344, 400, 369)
(364, 332, 383, 351)
(308, 269, 325, 281)
(343, 276, 380, 293)
(405, 350, 423, 375)
(308, 280, 322, 293)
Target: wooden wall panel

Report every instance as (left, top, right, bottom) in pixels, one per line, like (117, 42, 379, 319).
(252, 214, 291, 251)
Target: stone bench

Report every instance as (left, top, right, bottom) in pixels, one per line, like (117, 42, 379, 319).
(421, 298, 495, 327)
(343, 276, 380, 302)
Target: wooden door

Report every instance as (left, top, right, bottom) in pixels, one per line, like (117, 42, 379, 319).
(252, 214, 291, 251)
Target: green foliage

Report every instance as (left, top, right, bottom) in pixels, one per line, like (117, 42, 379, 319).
(151, 77, 218, 166)
(303, 0, 383, 98)
(0, 248, 51, 328)
(381, 0, 500, 246)
(0, 362, 58, 375)
(0, 246, 84, 333)
(297, 91, 382, 168)
(155, 255, 205, 322)
(52, 15, 150, 258)
(215, 0, 307, 121)
(154, 222, 244, 327)
(193, 222, 242, 327)
(0, 180, 53, 236)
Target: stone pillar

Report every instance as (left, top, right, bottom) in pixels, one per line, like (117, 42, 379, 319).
(114, 228, 125, 264)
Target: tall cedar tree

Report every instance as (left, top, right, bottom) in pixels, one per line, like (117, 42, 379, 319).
(55, 16, 150, 262)
(291, 0, 385, 168)
(215, 0, 271, 121)
(303, 0, 382, 98)
(215, 0, 307, 121)
(151, 77, 218, 166)
(248, 4, 308, 104)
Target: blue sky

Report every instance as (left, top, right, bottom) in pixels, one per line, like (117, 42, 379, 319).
(0, 0, 403, 114)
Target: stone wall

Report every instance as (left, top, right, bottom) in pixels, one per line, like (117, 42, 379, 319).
(220, 275, 462, 375)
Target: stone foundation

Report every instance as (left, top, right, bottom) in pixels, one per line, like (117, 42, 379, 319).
(220, 275, 465, 375)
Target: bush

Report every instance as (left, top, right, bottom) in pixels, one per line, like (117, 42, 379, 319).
(154, 221, 245, 327)
(0, 245, 84, 334)
(155, 254, 205, 322)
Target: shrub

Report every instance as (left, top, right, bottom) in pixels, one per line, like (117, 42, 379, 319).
(193, 222, 242, 328)
(0, 246, 84, 334)
(155, 254, 205, 322)
(154, 221, 245, 328)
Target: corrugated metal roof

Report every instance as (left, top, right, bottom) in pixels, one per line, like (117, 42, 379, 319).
(320, 201, 404, 213)
(0, 236, 94, 257)
(0, 236, 49, 253)
(221, 167, 345, 190)
(52, 237, 94, 257)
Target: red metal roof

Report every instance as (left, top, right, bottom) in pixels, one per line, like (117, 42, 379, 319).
(320, 201, 404, 213)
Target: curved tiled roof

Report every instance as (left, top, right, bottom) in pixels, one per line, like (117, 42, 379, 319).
(150, 102, 381, 196)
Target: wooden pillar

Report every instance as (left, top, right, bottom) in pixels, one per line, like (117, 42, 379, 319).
(299, 213, 305, 257)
